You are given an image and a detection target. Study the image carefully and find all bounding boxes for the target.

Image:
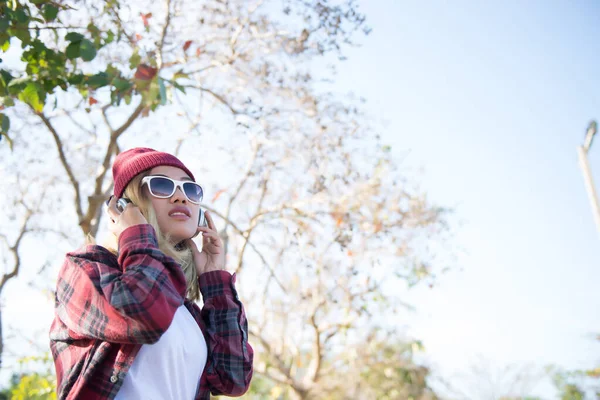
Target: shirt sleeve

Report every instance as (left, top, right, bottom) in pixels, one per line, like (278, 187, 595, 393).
(55, 224, 187, 344)
(199, 270, 254, 397)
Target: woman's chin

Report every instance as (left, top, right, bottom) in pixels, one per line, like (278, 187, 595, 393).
(168, 229, 195, 245)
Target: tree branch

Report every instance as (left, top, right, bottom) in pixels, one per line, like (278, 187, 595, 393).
(185, 85, 239, 115)
(253, 369, 294, 388)
(37, 112, 84, 226)
(156, 0, 173, 69)
(305, 299, 326, 385)
(203, 205, 288, 293)
(234, 162, 270, 275)
(61, 108, 97, 138)
(249, 329, 293, 383)
(0, 210, 32, 293)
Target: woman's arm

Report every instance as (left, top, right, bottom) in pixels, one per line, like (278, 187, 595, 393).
(54, 224, 187, 344)
(199, 270, 254, 396)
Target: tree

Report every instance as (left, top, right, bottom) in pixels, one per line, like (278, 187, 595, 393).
(0, 354, 56, 400)
(549, 354, 600, 400)
(433, 358, 546, 400)
(0, 0, 449, 396)
(331, 333, 438, 399)
(0, 0, 183, 147)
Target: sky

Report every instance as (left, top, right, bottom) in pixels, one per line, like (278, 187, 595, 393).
(330, 0, 600, 397)
(1, 0, 599, 398)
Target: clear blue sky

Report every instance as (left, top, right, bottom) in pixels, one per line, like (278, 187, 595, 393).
(334, 0, 600, 396)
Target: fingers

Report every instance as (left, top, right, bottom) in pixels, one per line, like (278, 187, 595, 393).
(200, 230, 221, 244)
(196, 225, 219, 237)
(105, 196, 133, 228)
(105, 195, 119, 222)
(205, 210, 216, 230)
(202, 243, 221, 254)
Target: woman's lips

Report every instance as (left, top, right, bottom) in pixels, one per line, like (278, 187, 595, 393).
(169, 213, 190, 221)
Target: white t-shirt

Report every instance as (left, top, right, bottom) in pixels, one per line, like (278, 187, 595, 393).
(115, 305, 208, 400)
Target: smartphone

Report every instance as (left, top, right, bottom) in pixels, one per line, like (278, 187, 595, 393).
(191, 208, 208, 239)
(104, 196, 132, 213)
(116, 198, 132, 213)
(198, 208, 208, 228)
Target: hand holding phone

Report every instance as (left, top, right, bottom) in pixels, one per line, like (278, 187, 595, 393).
(117, 198, 132, 213)
(105, 195, 148, 238)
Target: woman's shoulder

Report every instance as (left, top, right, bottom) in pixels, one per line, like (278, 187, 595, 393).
(66, 243, 118, 263)
(58, 245, 120, 291)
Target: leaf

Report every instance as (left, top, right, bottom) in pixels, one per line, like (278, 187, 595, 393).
(7, 76, 30, 90)
(105, 30, 115, 45)
(134, 64, 157, 80)
(129, 50, 141, 69)
(0, 113, 9, 132)
(65, 42, 80, 59)
(13, 23, 31, 45)
(42, 4, 58, 22)
(0, 131, 13, 150)
(212, 189, 226, 202)
(79, 39, 96, 61)
(0, 17, 9, 33)
(158, 77, 166, 105)
(14, 9, 28, 23)
(113, 77, 132, 92)
(87, 72, 109, 89)
(172, 81, 186, 94)
(183, 40, 192, 52)
(144, 80, 160, 105)
(87, 22, 101, 37)
(0, 40, 9, 52)
(373, 221, 383, 233)
(331, 212, 344, 227)
(105, 64, 120, 78)
(0, 97, 14, 107)
(173, 69, 189, 80)
(65, 32, 84, 42)
(140, 12, 152, 28)
(18, 83, 44, 112)
(67, 73, 84, 85)
(0, 70, 13, 88)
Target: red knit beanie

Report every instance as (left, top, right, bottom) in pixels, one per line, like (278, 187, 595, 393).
(112, 147, 195, 198)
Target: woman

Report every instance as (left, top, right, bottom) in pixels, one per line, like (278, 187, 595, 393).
(49, 147, 253, 400)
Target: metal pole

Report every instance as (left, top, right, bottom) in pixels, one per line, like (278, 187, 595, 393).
(577, 145, 600, 234)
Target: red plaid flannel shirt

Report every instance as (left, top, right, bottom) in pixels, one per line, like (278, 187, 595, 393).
(49, 224, 253, 400)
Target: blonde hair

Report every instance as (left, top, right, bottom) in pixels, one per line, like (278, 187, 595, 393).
(87, 170, 200, 301)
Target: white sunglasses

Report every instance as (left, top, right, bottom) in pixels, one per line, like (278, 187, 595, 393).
(141, 176, 204, 204)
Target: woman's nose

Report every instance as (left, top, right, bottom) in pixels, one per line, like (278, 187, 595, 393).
(170, 187, 187, 202)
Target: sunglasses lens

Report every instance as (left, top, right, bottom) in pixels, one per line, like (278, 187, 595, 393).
(149, 177, 175, 197)
(183, 182, 203, 203)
